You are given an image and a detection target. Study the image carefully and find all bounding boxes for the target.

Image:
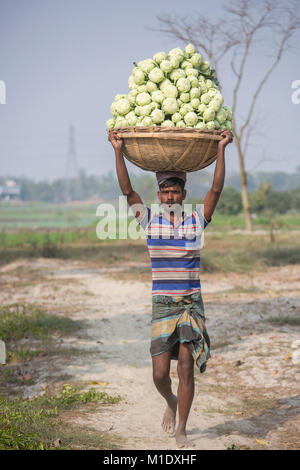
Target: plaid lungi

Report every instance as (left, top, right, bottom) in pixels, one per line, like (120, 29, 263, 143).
(150, 291, 211, 373)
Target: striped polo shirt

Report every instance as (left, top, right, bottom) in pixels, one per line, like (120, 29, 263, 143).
(137, 204, 210, 296)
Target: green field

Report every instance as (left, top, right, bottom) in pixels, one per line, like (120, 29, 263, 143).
(0, 201, 99, 229)
(1, 200, 300, 272)
(1, 200, 300, 230)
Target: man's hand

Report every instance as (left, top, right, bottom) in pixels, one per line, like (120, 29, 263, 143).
(219, 129, 233, 149)
(108, 130, 123, 153)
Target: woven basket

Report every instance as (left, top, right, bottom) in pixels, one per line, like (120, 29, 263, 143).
(113, 126, 225, 172)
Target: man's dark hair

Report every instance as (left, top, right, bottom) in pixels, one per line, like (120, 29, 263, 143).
(159, 177, 185, 192)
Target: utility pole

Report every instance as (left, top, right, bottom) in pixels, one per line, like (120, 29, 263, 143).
(64, 124, 79, 202)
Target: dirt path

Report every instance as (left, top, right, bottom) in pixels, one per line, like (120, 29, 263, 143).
(1, 258, 300, 450)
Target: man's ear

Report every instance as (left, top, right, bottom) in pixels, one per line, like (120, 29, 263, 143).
(157, 190, 161, 202)
(182, 189, 187, 200)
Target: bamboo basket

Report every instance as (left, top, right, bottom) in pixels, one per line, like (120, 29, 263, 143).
(113, 126, 225, 172)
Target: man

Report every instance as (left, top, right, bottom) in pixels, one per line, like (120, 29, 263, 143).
(108, 128, 233, 448)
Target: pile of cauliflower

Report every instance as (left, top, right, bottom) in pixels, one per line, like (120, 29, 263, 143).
(107, 44, 232, 130)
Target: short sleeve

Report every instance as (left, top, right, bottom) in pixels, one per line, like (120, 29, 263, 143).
(135, 205, 151, 230)
(195, 204, 211, 230)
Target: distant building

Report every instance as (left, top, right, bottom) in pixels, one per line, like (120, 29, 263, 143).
(0, 180, 20, 200)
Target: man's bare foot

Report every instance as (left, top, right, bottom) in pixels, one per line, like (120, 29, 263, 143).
(162, 394, 177, 435)
(175, 429, 194, 448)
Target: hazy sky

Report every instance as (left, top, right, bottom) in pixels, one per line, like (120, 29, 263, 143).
(0, 0, 299, 181)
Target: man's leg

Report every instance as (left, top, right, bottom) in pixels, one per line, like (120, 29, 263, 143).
(175, 342, 195, 447)
(152, 349, 178, 435)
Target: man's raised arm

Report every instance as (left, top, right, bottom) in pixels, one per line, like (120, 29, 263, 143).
(203, 129, 233, 223)
(108, 130, 144, 217)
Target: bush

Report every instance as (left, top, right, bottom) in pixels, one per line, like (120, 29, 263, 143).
(217, 187, 242, 215)
(250, 182, 294, 214)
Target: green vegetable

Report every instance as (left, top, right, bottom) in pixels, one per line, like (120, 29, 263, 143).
(169, 48, 184, 61)
(213, 119, 221, 129)
(141, 116, 153, 126)
(137, 84, 148, 93)
(126, 111, 138, 126)
(151, 109, 165, 124)
(188, 76, 199, 88)
(114, 94, 127, 101)
(133, 69, 145, 85)
(200, 61, 210, 72)
(181, 60, 193, 70)
(162, 97, 179, 115)
(179, 92, 190, 103)
(203, 108, 215, 122)
(216, 108, 227, 124)
(148, 67, 164, 83)
(128, 75, 137, 90)
(128, 90, 138, 105)
(107, 44, 233, 130)
(180, 103, 193, 116)
(190, 53, 203, 67)
(161, 120, 175, 127)
(146, 81, 158, 93)
(198, 103, 207, 115)
(191, 98, 200, 110)
(115, 116, 129, 128)
(206, 121, 216, 130)
(185, 44, 196, 56)
(106, 118, 115, 129)
(110, 102, 118, 117)
(195, 121, 207, 129)
(138, 59, 156, 73)
(199, 83, 208, 94)
(223, 106, 232, 120)
(184, 111, 198, 126)
(160, 60, 173, 74)
(186, 68, 198, 78)
(190, 88, 200, 99)
(177, 78, 191, 93)
(224, 120, 233, 130)
(139, 104, 153, 116)
(164, 85, 178, 98)
(152, 90, 165, 104)
(160, 78, 172, 92)
(136, 92, 151, 106)
(172, 112, 182, 124)
(200, 93, 211, 105)
(209, 99, 222, 112)
(153, 51, 167, 64)
(170, 68, 186, 83)
(169, 55, 181, 69)
(115, 98, 131, 116)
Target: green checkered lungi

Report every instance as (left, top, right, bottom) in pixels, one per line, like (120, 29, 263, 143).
(150, 291, 211, 373)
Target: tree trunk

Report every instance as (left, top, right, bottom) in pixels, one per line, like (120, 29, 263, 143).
(235, 135, 253, 231)
(270, 220, 275, 243)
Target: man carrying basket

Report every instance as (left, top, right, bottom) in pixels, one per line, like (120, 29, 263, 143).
(108, 128, 233, 448)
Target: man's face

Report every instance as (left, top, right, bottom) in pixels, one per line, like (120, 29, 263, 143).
(158, 184, 186, 208)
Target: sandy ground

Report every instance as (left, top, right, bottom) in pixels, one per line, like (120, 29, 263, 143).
(1, 257, 300, 450)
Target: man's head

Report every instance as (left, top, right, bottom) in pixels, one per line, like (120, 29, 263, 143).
(156, 171, 187, 207)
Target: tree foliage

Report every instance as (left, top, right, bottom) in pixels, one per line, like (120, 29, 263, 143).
(217, 187, 243, 215)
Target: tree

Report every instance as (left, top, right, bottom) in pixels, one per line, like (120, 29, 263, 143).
(132, 174, 157, 203)
(217, 187, 242, 215)
(289, 187, 300, 211)
(156, 0, 300, 230)
(249, 181, 293, 214)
